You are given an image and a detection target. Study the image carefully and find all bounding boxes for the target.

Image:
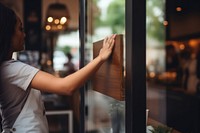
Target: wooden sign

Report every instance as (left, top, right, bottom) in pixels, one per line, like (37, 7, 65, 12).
(92, 34, 124, 101)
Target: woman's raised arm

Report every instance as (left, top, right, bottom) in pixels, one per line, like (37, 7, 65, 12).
(30, 34, 116, 95)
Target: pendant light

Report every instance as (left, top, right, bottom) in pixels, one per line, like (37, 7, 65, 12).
(45, 2, 70, 32)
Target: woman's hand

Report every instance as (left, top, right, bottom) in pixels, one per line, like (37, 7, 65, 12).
(98, 34, 116, 62)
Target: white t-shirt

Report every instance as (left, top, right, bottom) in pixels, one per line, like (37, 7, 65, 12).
(0, 59, 48, 132)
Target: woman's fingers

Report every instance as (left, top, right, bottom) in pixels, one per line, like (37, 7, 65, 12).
(99, 34, 116, 61)
(109, 38, 115, 50)
(103, 36, 109, 47)
(103, 34, 116, 49)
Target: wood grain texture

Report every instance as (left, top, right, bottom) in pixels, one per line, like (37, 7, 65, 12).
(92, 34, 124, 101)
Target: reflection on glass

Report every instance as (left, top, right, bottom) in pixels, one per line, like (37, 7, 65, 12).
(85, 0, 125, 132)
(147, 0, 200, 132)
(146, 0, 167, 130)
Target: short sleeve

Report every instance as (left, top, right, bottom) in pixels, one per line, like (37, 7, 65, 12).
(1, 60, 39, 91)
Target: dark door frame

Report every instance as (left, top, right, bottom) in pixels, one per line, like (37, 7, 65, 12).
(125, 0, 146, 132)
(79, 0, 146, 132)
(79, 0, 86, 132)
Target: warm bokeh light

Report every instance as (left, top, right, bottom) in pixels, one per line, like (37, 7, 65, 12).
(149, 72, 156, 78)
(163, 20, 168, 26)
(45, 25, 51, 31)
(57, 25, 63, 29)
(45, 3, 70, 32)
(47, 17, 53, 23)
(176, 7, 182, 12)
(60, 17, 67, 24)
(179, 44, 185, 50)
(47, 60, 52, 66)
(54, 19, 60, 24)
(189, 39, 198, 48)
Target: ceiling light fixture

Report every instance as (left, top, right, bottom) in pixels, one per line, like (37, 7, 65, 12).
(45, 2, 70, 32)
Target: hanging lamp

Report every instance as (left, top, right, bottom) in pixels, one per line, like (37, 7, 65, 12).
(45, 2, 70, 32)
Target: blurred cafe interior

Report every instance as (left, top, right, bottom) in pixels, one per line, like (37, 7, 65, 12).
(1, 0, 200, 133)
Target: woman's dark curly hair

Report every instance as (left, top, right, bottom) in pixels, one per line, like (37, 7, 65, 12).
(0, 3, 17, 63)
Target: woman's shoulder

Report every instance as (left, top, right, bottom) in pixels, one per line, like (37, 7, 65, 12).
(3, 59, 28, 66)
(1, 59, 38, 73)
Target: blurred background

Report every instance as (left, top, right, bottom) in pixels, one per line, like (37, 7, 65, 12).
(1, 0, 200, 133)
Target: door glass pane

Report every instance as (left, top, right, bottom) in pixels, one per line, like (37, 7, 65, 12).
(146, 0, 166, 127)
(147, 0, 200, 132)
(85, 0, 125, 132)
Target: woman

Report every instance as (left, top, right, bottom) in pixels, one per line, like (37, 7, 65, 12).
(0, 3, 116, 133)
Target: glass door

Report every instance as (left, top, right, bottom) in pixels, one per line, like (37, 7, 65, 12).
(84, 0, 125, 132)
(79, 0, 146, 132)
